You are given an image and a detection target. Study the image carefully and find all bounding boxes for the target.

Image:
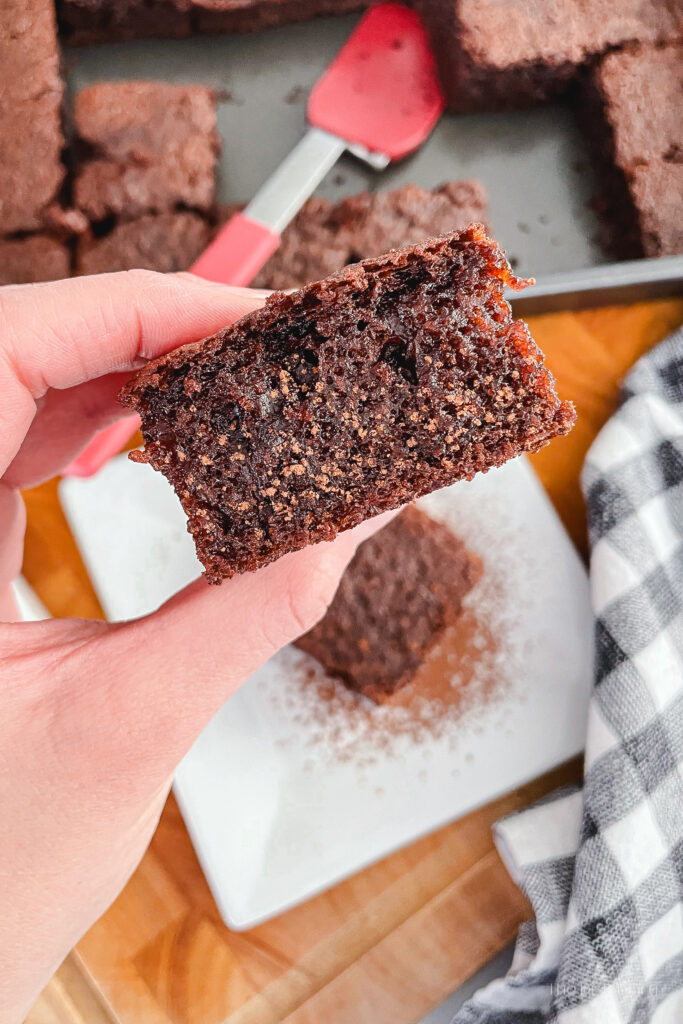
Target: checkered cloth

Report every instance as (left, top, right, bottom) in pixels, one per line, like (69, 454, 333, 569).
(453, 326, 683, 1024)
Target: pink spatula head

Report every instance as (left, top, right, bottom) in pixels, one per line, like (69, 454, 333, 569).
(309, 2, 444, 161)
(64, 3, 444, 479)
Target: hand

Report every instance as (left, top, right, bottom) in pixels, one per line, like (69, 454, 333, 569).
(0, 270, 392, 1022)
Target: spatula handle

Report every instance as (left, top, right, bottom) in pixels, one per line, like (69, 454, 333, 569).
(191, 213, 280, 286)
(63, 417, 142, 478)
(244, 127, 347, 233)
(193, 128, 349, 284)
(62, 214, 278, 477)
(9, 576, 51, 622)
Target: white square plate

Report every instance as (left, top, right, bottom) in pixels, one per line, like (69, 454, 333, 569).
(60, 454, 593, 929)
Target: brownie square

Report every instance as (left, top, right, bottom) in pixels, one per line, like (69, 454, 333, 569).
(254, 181, 489, 291)
(192, 0, 367, 34)
(76, 211, 212, 274)
(585, 42, 682, 257)
(58, 0, 192, 44)
(594, 43, 682, 171)
(0, 0, 65, 234)
(73, 82, 220, 223)
(296, 506, 482, 702)
(630, 163, 683, 258)
(416, 0, 681, 112)
(59, 0, 365, 42)
(120, 226, 574, 583)
(0, 235, 70, 285)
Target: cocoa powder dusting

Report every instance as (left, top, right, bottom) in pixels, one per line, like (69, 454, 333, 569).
(266, 500, 530, 768)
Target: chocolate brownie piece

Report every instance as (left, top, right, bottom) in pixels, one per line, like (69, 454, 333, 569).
(416, 0, 681, 112)
(0, 235, 70, 285)
(120, 226, 575, 583)
(629, 163, 683, 258)
(58, 0, 191, 44)
(296, 506, 482, 702)
(76, 211, 212, 274)
(254, 181, 489, 291)
(73, 82, 219, 222)
(59, 0, 365, 42)
(0, 0, 65, 234)
(585, 42, 682, 257)
(594, 43, 682, 173)
(192, 0, 366, 34)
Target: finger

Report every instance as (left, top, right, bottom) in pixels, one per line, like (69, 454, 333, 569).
(4, 373, 133, 489)
(108, 510, 398, 750)
(0, 483, 26, 592)
(0, 589, 19, 622)
(13, 509, 398, 792)
(0, 271, 266, 476)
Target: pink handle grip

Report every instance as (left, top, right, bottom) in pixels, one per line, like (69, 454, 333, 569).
(63, 416, 142, 478)
(63, 213, 280, 478)
(191, 213, 280, 286)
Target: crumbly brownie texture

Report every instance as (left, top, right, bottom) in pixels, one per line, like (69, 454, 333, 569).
(76, 211, 212, 274)
(0, 0, 65, 234)
(59, 0, 365, 42)
(296, 506, 482, 702)
(0, 235, 70, 285)
(585, 42, 682, 257)
(416, 0, 682, 111)
(73, 82, 219, 222)
(121, 226, 575, 583)
(254, 182, 489, 291)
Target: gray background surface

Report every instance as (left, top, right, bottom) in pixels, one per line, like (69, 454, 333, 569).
(66, 12, 606, 279)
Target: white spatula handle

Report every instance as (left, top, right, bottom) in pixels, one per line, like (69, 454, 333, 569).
(246, 127, 347, 234)
(10, 576, 51, 622)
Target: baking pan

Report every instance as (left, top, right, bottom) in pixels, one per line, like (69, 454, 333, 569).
(510, 255, 683, 315)
(65, 13, 683, 307)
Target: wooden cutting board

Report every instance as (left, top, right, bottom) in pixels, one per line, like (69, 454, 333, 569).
(24, 297, 683, 1024)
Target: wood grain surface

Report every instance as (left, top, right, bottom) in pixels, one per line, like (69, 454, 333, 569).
(23, 298, 683, 1024)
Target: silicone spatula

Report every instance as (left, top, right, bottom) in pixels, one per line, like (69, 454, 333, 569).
(64, 2, 444, 478)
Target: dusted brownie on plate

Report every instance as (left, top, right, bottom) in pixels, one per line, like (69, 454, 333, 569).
(296, 506, 482, 703)
(121, 226, 575, 583)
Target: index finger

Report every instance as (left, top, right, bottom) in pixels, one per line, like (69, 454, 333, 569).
(0, 271, 265, 476)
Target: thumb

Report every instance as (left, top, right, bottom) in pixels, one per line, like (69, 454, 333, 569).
(38, 510, 397, 792)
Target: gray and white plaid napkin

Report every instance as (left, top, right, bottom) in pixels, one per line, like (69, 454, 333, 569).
(454, 326, 683, 1024)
